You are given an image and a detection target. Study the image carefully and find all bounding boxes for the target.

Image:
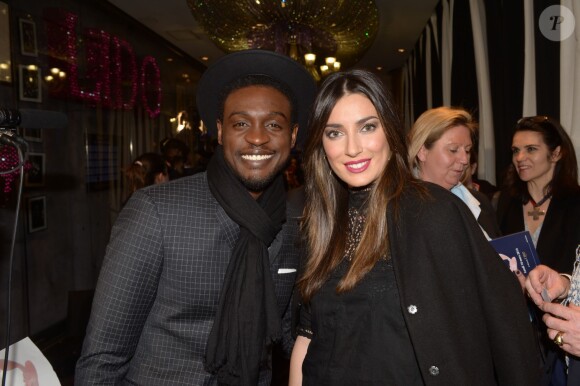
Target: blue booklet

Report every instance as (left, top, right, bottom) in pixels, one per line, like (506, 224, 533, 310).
(489, 231, 540, 276)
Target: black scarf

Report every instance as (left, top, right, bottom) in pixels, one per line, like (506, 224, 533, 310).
(204, 146, 285, 385)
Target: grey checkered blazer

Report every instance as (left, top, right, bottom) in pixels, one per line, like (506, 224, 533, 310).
(75, 172, 303, 385)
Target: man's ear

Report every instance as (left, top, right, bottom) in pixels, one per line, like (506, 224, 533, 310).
(551, 146, 562, 162)
(290, 124, 298, 149)
(217, 120, 223, 145)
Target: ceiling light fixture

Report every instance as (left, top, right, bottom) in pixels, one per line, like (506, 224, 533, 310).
(187, 0, 379, 77)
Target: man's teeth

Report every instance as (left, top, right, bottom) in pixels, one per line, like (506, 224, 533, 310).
(242, 154, 273, 161)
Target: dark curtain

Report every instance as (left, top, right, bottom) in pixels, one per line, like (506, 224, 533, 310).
(535, 0, 560, 120)
(450, 0, 479, 121)
(413, 36, 427, 122)
(486, 0, 525, 187)
(430, 2, 444, 109)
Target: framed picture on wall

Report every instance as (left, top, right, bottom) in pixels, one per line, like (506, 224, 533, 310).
(0, 2, 11, 83)
(27, 195, 47, 233)
(19, 18, 37, 57)
(23, 127, 43, 142)
(19, 64, 41, 102)
(85, 133, 121, 191)
(25, 152, 45, 187)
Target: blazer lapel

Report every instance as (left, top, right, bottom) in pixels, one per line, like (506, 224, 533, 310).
(216, 204, 240, 250)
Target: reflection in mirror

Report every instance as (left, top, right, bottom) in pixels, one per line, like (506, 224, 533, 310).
(0, 1, 11, 83)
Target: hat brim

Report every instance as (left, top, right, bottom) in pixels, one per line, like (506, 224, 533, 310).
(196, 49, 317, 148)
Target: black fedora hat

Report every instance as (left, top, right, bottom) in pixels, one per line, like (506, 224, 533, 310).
(196, 49, 317, 147)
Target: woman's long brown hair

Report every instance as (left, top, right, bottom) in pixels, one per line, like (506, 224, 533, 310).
(299, 69, 423, 302)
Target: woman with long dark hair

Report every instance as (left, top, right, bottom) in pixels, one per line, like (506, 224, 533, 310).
(497, 116, 580, 273)
(289, 69, 539, 385)
(497, 116, 580, 385)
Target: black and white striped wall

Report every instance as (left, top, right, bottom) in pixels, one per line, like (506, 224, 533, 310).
(402, 0, 580, 185)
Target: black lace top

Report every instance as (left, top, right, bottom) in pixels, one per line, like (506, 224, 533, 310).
(296, 189, 423, 385)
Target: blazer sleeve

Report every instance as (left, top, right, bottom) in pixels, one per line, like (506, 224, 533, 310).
(446, 198, 541, 384)
(391, 186, 540, 385)
(75, 190, 164, 384)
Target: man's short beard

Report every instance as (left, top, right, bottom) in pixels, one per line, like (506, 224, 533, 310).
(232, 157, 290, 194)
(240, 174, 277, 193)
(239, 164, 286, 193)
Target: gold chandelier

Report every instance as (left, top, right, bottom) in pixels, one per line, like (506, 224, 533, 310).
(186, 0, 379, 78)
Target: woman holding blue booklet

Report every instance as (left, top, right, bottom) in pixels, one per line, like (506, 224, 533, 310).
(496, 116, 580, 386)
(496, 116, 580, 273)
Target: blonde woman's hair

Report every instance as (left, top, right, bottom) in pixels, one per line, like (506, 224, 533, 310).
(408, 106, 477, 172)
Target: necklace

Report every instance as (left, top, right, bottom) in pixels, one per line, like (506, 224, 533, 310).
(345, 207, 365, 261)
(527, 194, 552, 220)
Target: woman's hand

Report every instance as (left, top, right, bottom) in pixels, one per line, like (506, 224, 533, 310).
(525, 265, 570, 305)
(289, 335, 311, 386)
(542, 302, 580, 357)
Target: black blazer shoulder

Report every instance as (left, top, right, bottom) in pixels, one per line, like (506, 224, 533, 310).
(399, 182, 501, 238)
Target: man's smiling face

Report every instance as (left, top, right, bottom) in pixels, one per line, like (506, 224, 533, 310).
(217, 85, 297, 198)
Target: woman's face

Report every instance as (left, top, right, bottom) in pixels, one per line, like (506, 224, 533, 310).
(417, 125, 472, 190)
(322, 93, 391, 188)
(155, 172, 169, 184)
(511, 130, 560, 187)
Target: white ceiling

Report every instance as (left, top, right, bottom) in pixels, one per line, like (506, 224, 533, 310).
(107, 0, 438, 73)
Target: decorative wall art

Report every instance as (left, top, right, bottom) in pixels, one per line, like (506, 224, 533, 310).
(27, 195, 47, 232)
(25, 152, 45, 187)
(19, 17, 38, 56)
(19, 64, 42, 102)
(0, 2, 11, 83)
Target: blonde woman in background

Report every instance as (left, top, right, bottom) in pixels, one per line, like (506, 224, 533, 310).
(408, 106, 500, 239)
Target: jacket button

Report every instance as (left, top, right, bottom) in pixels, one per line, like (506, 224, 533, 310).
(407, 305, 418, 314)
(429, 366, 439, 376)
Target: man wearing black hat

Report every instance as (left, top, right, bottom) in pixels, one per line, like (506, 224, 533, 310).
(76, 50, 316, 385)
